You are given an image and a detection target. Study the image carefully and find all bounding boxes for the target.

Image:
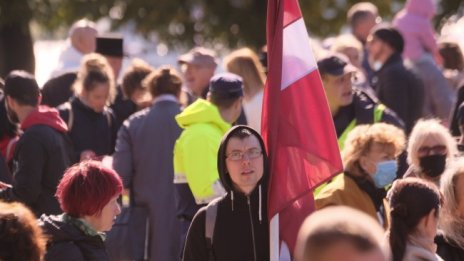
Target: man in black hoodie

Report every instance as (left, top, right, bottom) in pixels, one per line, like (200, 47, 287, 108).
(183, 125, 269, 261)
(0, 71, 72, 216)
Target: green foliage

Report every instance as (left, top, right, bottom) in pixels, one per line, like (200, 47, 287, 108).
(1, 0, 463, 49)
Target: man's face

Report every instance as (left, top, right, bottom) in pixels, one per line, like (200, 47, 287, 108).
(322, 73, 354, 112)
(225, 135, 264, 194)
(5, 97, 19, 124)
(354, 13, 381, 43)
(366, 35, 385, 66)
(181, 63, 215, 97)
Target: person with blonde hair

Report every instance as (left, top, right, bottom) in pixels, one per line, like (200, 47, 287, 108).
(0, 201, 47, 261)
(405, 119, 457, 186)
(58, 53, 118, 162)
(295, 206, 388, 261)
(316, 123, 405, 227)
(223, 47, 266, 132)
(436, 158, 464, 260)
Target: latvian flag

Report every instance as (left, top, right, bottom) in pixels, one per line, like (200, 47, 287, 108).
(261, 0, 343, 258)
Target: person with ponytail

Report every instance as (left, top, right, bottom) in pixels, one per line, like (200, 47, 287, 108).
(387, 178, 443, 261)
(57, 53, 118, 162)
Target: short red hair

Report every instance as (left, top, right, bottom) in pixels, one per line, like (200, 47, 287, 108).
(56, 160, 123, 217)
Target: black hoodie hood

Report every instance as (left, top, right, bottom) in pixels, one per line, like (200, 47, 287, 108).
(217, 125, 270, 193)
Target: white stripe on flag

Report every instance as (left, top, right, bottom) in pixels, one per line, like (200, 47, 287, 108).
(281, 18, 317, 90)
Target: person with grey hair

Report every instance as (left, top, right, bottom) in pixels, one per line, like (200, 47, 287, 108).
(404, 118, 458, 186)
(295, 206, 388, 261)
(436, 157, 464, 260)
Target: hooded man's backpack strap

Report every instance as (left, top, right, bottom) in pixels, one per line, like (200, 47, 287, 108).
(205, 196, 223, 261)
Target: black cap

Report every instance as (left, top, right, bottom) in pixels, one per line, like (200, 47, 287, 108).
(209, 73, 244, 99)
(371, 24, 404, 54)
(317, 53, 356, 76)
(96, 35, 124, 57)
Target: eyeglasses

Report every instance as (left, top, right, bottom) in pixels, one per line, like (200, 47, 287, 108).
(226, 148, 262, 161)
(418, 145, 447, 156)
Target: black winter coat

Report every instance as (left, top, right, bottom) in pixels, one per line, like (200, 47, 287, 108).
(0, 120, 72, 216)
(58, 97, 117, 162)
(40, 215, 108, 261)
(373, 53, 425, 134)
(436, 233, 464, 261)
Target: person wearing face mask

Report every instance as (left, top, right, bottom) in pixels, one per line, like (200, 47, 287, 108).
(367, 24, 425, 134)
(316, 123, 405, 228)
(404, 119, 457, 186)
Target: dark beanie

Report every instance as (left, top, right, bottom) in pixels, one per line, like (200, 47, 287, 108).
(371, 25, 404, 54)
(209, 73, 244, 99)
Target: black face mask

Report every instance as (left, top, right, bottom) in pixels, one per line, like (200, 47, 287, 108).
(419, 154, 447, 178)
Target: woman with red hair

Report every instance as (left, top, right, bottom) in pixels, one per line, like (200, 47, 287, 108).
(39, 160, 122, 261)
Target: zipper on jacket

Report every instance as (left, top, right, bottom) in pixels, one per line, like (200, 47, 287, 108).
(247, 196, 258, 261)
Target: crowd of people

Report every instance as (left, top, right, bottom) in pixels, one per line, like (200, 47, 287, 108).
(1, 0, 464, 260)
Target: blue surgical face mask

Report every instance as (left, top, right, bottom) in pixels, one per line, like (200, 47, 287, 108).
(373, 160, 397, 188)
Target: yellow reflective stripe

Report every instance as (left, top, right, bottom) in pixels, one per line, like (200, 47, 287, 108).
(374, 104, 385, 122)
(338, 119, 357, 151)
(174, 173, 188, 184)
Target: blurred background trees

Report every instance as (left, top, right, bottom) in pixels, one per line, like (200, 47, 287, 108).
(1, 0, 462, 77)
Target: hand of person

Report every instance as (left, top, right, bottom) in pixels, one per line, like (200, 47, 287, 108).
(80, 150, 97, 162)
(0, 181, 12, 189)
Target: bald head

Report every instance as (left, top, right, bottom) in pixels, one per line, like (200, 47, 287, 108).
(69, 19, 97, 54)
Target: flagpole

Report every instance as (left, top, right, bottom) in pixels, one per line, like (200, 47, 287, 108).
(270, 214, 279, 261)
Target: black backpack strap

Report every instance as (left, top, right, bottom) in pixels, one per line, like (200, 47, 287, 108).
(205, 197, 222, 261)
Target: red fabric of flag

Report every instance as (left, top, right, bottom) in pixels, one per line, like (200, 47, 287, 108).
(262, 0, 343, 253)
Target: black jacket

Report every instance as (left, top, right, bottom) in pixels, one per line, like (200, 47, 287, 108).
(436, 232, 464, 261)
(58, 97, 117, 162)
(40, 214, 108, 261)
(373, 53, 425, 134)
(183, 126, 270, 261)
(0, 107, 72, 216)
(334, 88, 404, 137)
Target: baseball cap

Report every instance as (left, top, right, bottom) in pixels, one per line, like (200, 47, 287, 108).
(209, 73, 243, 99)
(178, 47, 218, 67)
(96, 35, 124, 57)
(317, 53, 357, 76)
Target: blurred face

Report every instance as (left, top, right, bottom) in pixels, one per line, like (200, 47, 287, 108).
(130, 88, 152, 109)
(81, 83, 110, 113)
(181, 63, 215, 97)
(366, 36, 387, 68)
(311, 241, 386, 261)
(359, 143, 395, 178)
(340, 47, 362, 68)
(86, 195, 121, 232)
(417, 136, 447, 158)
(455, 174, 464, 217)
(225, 135, 264, 195)
(5, 97, 19, 124)
(322, 73, 353, 113)
(355, 13, 381, 43)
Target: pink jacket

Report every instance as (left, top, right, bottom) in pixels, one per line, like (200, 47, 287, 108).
(393, 0, 438, 60)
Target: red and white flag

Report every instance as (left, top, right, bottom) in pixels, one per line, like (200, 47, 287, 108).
(262, 0, 343, 257)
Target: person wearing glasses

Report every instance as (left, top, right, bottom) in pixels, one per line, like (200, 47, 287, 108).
(174, 73, 244, 256)
(404, 119, 457, 186)
(183, 125, 269, 261)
